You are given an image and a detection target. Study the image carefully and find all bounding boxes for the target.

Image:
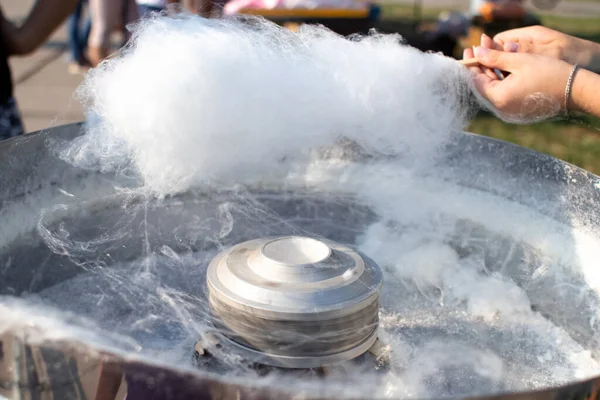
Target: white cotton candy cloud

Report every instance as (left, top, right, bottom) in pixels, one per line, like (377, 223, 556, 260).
(64, 14, 475, 195)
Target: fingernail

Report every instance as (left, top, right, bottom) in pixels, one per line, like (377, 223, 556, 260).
(506, 41, 519, 52)
(481, 33, 490, 43)
(474, 46, 489, 57)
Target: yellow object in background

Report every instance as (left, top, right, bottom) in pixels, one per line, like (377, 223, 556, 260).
(284, 22, 301, 31)
(479, 0, 526, 23)
(237, 7, 369, 18)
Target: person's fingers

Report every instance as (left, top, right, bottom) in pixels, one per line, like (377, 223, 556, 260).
(503, 41, 519, 53)
(472, 72, 507, 108)
(473, 46, 522, 72)
(493, 27, 535, 46)
(485, 70, 498, 79)
(463, 47, 483, 74)
(481, 33, 502, 50)
(480, 34, 502, 79)
(464, 47, 500, 94)
(484, 66, 499, 80)
(472, 70, 495, 96)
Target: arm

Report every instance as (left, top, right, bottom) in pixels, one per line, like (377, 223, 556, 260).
(569, 67, 600, 117)
(1, 0, 79, 56)
(492, 26, 600, 74)
(463, 46, 600, 121)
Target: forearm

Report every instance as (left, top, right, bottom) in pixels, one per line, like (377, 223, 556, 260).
(16, 0, 79, 55)
(569, 68, 600, 118)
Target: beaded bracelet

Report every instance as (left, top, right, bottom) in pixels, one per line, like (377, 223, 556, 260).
(564, 64, 580, 114)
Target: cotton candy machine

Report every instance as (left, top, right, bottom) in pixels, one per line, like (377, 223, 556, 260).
(1, 123, 600, 400)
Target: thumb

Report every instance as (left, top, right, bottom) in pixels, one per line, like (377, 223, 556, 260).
(473, 46, 522, 72)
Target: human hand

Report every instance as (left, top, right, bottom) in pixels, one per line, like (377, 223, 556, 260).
(477, 31, 518, 80)
(463, 46, 574, 122)
(486, 26, 600, 72)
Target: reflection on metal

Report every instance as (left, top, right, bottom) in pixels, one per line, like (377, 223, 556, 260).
(1, 335, 599, 400)
(0, 334, 99, 399)
(0, 334, 292, 399)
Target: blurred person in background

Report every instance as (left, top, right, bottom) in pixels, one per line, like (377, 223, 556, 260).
(137, 0, 179, 18)
(182, 0, 207, 16)
(0, 0, 78, 140)
(419, 11, 469, 58)
(469, 0, 526, 22)
(87, 0, 139, 67)
(68, 0, 93, 74)
(182, 0, 226, 17)
(464, 26, 600, 120)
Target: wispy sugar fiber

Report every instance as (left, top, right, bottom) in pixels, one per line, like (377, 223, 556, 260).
(64, 14, 475, 195)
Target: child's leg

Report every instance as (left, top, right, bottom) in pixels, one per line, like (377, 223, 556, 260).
(67, 1, 84, 63)
(88, 0, 122, 66)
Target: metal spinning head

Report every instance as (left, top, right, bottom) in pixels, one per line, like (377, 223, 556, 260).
(206, 236, 384, 368)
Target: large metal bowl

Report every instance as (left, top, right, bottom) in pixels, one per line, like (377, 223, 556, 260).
(0, 123, 599, 400)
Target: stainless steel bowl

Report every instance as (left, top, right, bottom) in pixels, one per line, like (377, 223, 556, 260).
(0, 123, 599, 400)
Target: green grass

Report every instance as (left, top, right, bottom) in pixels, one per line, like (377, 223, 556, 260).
(378, 3, 448, 21)
(468, 115, 600, 174)
(541, 15, 600, 40)
(377, 5, 600, 174)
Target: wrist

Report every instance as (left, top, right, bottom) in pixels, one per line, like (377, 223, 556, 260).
(567, 66, 592, 114)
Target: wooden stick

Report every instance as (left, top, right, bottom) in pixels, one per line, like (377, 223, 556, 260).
(458, 58, 480, 67)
